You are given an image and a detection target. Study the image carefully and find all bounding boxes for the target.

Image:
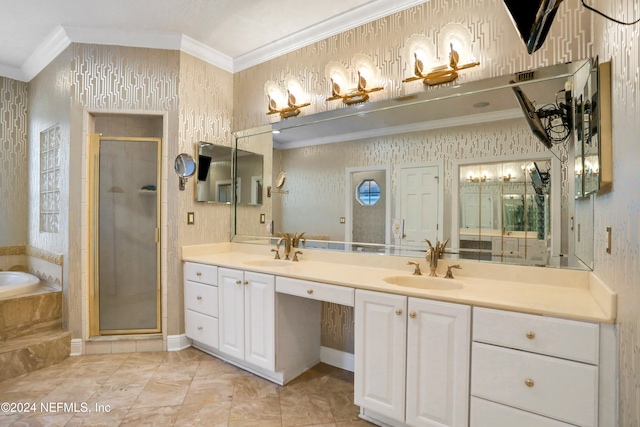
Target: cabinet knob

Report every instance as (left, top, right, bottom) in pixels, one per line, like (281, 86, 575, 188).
(524, 378, 534, 387)
(409, 311, 417, 318)
(197, 326, 203, 331)
(307, 289, 314, 294)
(396, 309, 403, 316)
(196, 272, 202, 276)
(236, 280, 242, 285)
(243, 280, 249, 285)
(196, 296, 202, 301)
(526, 331, 536, 339)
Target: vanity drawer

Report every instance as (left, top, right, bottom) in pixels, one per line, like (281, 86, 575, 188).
(185, 309, 218, 349)
(471, 342, 598, 427)
(276, 277, 354, 307)
(185, 281, 218, 317)
(471, 397, 575, 427)
(473, 307, 599, 364)
(184, 262, 217, 285)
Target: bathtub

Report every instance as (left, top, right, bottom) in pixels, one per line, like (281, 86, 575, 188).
(0, 272, 41, 298)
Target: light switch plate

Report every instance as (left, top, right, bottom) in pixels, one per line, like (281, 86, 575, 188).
(606, 226, 611, 254)
(187, 212, 194, 225)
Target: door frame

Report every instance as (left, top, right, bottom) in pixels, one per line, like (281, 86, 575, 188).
(88, 134, 162, 336)
(344, 165, 391, 246)
(395, 161, 445, 244)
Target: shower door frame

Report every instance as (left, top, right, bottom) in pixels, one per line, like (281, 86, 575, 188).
(88, 134, 162, 336)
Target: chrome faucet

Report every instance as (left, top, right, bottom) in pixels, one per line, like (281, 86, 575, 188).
(425, 238, 449, 277)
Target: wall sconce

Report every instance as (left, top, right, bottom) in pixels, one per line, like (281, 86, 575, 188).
(267, 90, 310, 119)
(466, 173, 490, 183)
(404, 43, 480, 86)
(327, 70, 383, 105)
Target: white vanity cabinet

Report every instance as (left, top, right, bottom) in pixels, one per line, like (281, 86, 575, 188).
(218, 267, 275, 372)
(184, 262, 219, 350)
(471, 307, 600, 427)
(355, 289, 471, 427)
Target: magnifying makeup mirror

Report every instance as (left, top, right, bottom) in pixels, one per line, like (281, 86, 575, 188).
(267, 170, 289, 197)
(174, 153, 196, 190)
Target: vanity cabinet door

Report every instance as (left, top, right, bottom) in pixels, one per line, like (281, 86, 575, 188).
(355, 290, 407, 422)
(218, 268, 246, 360)
(218, 268, 275, 372)
(244, 271, 275, 371)
(406, 298, 471, 427)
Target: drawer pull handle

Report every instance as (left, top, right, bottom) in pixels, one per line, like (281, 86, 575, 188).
(526, 331, 536, 339)
(236, 280, 242, 285)
(197, 326, 203, 331)
(524, 378, 534, 387)
(396, 309, 403, 316)
(196, 272, 202, 276)
(243, 280, 249, 285)
(196, 296, 202, 301)
(307, 289, 314, 294)
(409, 311, 416, 318)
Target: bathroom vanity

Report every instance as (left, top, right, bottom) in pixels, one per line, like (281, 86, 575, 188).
(182, 243, 616, 427)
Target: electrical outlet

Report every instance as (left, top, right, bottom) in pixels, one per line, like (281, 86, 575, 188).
(260, 214, 265, 224)
(340, 217, 346, 224)
(606, 226, 611, 254)
(187, 212, 194, 225)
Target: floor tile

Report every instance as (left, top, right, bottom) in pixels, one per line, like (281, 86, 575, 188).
(119, 405, 181, 426)
(280, 392, 334, 426)
(175, 402, 232, 426)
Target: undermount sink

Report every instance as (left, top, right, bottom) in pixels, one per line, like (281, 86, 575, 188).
(244, 259, 293, 268)
(383, 275, 464, 290)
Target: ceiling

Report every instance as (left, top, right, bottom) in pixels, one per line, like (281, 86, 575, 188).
(0, 0, 426, 82)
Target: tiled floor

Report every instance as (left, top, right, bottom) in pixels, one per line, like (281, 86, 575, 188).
(0, 347, 373, 427)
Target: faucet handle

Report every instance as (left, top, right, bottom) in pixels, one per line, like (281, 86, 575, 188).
(407, 261, 422, 276)
(271, 248, 280, 260)
(445, 264, 461, 279)
(293, 251, 303, 262)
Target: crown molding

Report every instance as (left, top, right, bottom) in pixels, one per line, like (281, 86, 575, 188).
(21, 26, 71, 82)
(180, 35, 233, 73)
(273, 108, 523, 150)
(232, 0, 428, 72)
(6, 0, 428, 81)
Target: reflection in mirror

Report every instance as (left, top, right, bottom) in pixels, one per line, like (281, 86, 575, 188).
(196, 142, 233, 203)
(454, 155, 559, 266)
(235, 149, 264, 206)
(233, 59, 600, 270)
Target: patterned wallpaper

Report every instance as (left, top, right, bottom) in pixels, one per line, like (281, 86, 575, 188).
(0, 77, 28, 247)
(233, 0, 591, 131)
(591, 1, 640, 424)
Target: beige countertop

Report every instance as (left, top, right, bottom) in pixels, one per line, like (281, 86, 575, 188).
(182, 243, 616, 324)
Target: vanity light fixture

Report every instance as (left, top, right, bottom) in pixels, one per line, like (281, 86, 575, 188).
(267, 90, 310, 119)
(500, 173, 512, 182)
(403, 43, 480, 86)
(466, 173, 490, 183)
(327, 70, 383, 105)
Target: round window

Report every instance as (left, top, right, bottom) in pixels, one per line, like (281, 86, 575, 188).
(356, 179, 381, 206)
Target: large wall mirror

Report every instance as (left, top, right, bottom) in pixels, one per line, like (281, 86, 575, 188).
(234, 58, 603, 270)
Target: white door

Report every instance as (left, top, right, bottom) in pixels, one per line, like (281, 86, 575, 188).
(218, 268, 245, 360)
(244, 271, 275, 371)
(406, 298, 471, 427)
(399, 166, 440, 244)
(355, 290, 407, 422)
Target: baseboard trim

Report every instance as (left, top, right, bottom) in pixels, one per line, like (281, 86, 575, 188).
(320, 346, 354, 372)
(167, 334, 192, 352)
(70, 338, 83, 356)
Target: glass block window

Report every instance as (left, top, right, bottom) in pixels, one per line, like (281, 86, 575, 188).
(356, 179, 381, 206)
(40, 125, 61, 233)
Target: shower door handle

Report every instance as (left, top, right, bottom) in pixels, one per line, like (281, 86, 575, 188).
(155, 228, 159, 243)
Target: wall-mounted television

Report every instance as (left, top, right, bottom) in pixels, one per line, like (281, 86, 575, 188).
(511, 84, 553, 149)
(503, 0, 564, 54)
